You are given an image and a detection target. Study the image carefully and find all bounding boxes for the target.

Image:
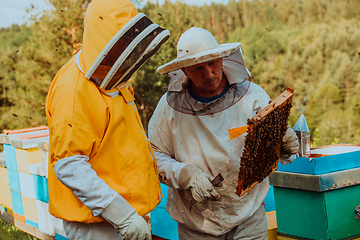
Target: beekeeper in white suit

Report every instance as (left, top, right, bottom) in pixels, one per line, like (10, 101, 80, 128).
(148, 27, 299, 239)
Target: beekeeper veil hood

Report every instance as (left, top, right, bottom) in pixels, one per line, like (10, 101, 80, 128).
(77, 0, 170, 90)
(157, 27, 252, 115)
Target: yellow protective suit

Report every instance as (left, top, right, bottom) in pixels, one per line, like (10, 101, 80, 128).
(46, 0, 161, 224)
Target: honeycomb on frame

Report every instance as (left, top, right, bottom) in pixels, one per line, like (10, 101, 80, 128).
(236, 87, 294, 197)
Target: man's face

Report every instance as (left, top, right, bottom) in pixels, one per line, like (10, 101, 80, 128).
(182, 58, 225, 97)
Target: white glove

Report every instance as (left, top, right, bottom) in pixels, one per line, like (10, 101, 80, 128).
(118, 212, 151, 240)
(101, 195, 151, 240)
(179, 165, 221, 203)
(282, 125, 299, 155)
(279, 125, 299, 165)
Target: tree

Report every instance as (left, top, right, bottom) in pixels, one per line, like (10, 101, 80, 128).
(0, 0, 359, 147)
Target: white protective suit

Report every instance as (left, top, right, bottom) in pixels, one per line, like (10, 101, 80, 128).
(148, 50, 294, 236)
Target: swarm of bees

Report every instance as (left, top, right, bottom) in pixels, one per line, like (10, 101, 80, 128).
(236, 87, 294, 197)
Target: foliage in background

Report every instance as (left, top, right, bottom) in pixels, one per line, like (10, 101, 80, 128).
(0, 0, 359, 147)
(0, 0, 88, 131)
(0, 219, 39, 240)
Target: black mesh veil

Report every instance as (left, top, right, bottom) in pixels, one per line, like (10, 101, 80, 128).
(85, 13, 170, 90)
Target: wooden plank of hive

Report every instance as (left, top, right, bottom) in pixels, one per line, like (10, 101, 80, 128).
(0, 209, 14, 225)
(236, 87, 294, 197)
(14, 218, 54, 240)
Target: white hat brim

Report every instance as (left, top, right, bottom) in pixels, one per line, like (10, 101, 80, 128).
(157, 42, 241, 74)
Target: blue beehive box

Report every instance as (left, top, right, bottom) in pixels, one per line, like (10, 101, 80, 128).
(264, 185, 275, 212)
(55, 233, 68, 240)
(270, 144, 360, 240)
(7, 168, 21, 192)
(151, 183, 179, 240)
(26, 219, 39, 229)
(10, 190, 24, 216)
(33, 174, 49, 203)
(277, 144, 360, 175)
(4, 144, 17, 170)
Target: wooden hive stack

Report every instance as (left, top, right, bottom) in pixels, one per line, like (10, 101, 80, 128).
(236, 87, 294, 197)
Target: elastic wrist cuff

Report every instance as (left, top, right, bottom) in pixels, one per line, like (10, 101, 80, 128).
(101, 195, 136, 227)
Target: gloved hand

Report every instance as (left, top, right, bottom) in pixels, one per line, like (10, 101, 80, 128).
(282, 125, 299, 155)
(279, 125, 299, 165)
(179, 165, 221, 203)
(101, 195, 151, 240)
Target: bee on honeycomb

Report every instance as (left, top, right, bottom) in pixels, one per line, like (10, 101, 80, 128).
(236, 87, 294, 197)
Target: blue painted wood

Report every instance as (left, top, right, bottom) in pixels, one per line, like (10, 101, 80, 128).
(151, 183, 179, 240)
(33, 175, 49, 203)
(264, 185, 276, 212)
(4, 144, 17, 170)
(7, 168, 21, 192)
(55, 233, 68, 240)
(277, 150, 360, 175)
(10, 190, 24, 216)
(25, 219, 39, 229)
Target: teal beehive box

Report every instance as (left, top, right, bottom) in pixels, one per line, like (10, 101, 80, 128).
(270, 144, 360, 240)
(273, 183, 360, 239)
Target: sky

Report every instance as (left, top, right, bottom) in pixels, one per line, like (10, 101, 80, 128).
(0, 0, 232, 29)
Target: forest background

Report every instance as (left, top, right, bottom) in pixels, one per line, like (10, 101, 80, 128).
(0, 0, 359, 148)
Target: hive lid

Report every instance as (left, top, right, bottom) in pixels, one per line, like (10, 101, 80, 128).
(0, 126, 49, 149)
(270, 167, 360, 192)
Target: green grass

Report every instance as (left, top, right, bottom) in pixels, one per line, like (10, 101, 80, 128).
(0, 219, 39, 240)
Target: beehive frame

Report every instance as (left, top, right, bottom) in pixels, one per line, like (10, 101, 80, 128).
(236, 87, 294, 197)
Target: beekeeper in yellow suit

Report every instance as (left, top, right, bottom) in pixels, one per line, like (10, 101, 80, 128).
(45, 0, 170, 239)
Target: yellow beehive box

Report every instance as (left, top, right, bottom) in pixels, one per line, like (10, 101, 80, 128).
(16, 148, 43, 174)
(266, 211, 277, 240)
(0, 166, 8, 184)
(0, 182, 12, 212)
(22, 195, 38, 224)
(266, 211, 277, 228)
